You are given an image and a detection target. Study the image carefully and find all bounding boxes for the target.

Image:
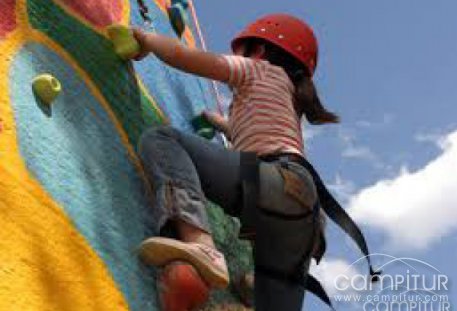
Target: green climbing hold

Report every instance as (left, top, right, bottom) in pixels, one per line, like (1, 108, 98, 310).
(32, 74, 62, 105)
(192, 115, 216, 140)
(106, 24, 140, 60)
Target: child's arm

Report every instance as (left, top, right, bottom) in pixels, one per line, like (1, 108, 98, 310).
(202, 110, 231, 140)
(133, 29, 230, 83)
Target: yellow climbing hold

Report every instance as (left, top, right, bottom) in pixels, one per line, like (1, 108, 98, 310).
(107, 24, 140, 60)
(32, 74, 62, 105)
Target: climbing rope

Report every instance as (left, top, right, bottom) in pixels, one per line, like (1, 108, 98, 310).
(135, 0, 224, 114)
(188, 1, 225, 114)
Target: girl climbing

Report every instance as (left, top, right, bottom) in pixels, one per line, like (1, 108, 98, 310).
(132, 13, 378, 311)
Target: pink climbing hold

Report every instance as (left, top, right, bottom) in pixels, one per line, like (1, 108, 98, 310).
(0, 0, 17, 38)
(60, 0, 124, 28)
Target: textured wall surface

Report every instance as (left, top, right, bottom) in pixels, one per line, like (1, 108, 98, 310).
(0, 0, 251, 310)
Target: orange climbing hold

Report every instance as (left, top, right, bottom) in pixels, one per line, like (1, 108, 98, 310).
(159, 261, 210, 311)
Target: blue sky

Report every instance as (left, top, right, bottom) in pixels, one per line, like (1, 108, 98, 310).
(194, 0, 457, 309)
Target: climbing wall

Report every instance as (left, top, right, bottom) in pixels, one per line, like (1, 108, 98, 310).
(0, 0, 251, 310)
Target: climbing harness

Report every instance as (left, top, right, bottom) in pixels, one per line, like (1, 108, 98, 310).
(239, 153, 260, 238)
(238, 153, 326, 310)
(239, 153, 381, 310)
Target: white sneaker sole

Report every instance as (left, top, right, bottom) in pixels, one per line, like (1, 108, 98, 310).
(139, 237, 229, 289)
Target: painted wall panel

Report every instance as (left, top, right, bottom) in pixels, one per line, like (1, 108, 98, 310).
(0, 0, 252, 310)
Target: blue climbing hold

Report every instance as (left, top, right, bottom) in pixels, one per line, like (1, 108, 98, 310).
(167, 1, 189, 38)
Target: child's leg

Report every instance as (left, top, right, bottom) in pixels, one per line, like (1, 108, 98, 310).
(253, 161, 319, 310)
(230, 160, 319, 310)
(138, 125, 241, 232)
(175, 219, 215, 247)
(137, 125, 242, 288)
(138, 125, 319, 309)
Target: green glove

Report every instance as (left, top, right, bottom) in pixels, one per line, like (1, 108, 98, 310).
(191, 114, 216, 140)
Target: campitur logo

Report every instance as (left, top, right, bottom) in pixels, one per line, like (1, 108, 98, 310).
(332, 254, 451, 311)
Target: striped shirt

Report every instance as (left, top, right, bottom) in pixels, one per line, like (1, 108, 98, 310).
(223, 55, 304, 157)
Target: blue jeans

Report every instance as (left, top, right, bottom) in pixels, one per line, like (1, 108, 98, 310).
(138, 125, 318, 311)
(138, 125, 242, 234)
(138, 125, 317, 231)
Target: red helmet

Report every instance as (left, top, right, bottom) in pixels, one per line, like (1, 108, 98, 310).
(231, 14, 319, 76)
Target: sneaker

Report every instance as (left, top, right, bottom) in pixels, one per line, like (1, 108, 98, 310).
(139, 237, 230, 289)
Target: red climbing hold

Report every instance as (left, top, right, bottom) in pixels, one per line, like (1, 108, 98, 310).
(60, 0, 123, 28)
(0, 0, 16, 39)
(159, 261, 210, 311)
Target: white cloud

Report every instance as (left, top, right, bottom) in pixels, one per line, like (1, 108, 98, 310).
(355, 114, 395, 129)
(414, 131, 449, 149)
(338, 128, 385, 169)
(348, 130, 457, 251)
(342, 145, 377, 161)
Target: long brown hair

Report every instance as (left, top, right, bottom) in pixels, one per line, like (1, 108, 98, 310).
(241, 39, 339, 125)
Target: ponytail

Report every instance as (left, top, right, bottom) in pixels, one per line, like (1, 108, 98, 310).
(293, 72, 339, 125)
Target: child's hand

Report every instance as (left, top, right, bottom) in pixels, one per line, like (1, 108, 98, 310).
(131, 28, 151, 61)
(201, 110, 222, 127)
(202, 110, 231, 139)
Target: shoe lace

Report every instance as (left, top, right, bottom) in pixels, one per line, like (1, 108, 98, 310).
(197, 245, 222, 262)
